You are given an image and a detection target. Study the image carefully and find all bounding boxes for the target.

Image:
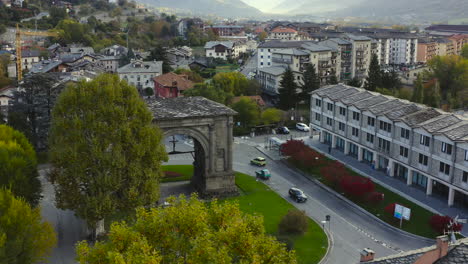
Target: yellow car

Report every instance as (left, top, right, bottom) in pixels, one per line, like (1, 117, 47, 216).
(250, 157, 266, 166)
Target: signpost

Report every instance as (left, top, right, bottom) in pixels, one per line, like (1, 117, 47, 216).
(394, 204, 411, 229)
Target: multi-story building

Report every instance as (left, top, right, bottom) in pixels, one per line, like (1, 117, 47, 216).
(447, 34, 468, 55)
(319, 38, 353, 81)
(204, 41, 235, 60)
(256, 66, 286, 96)
(205, 25, 244, 37)
(256, 40, 309, 69)
(268, 26, 298, 41)
(343, 34, 372, 80)
(117, 59, 163, 92)
(387, 37, 418, 65)
(417, 39, 438, 63)
(310, 84, 468, 208)
(301, 42, 340, 85)
(436, 38, 455, 56)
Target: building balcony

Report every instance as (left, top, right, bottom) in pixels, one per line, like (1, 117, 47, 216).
(272, 57, 292, 64)
(377, 147, 390, 155)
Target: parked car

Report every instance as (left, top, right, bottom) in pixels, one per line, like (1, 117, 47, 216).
(288, 187, 307, 203)
(250, 157, 266, 166)
(276, 126, 290, 134)
(255, 169, 271, 180)
(296, 123, 310, 132)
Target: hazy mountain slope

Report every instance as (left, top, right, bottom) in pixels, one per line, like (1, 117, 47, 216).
(270, 0, 308, 14)
(270, 0, 362, 15)
(138, 0, 263, 18)
(336, 0, 468, 23)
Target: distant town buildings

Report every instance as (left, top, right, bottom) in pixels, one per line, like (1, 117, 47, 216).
(204, 41, 246, 60)
(117, 60, 163, 92)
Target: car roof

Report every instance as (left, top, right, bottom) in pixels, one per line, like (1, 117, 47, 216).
(297, 123, 306, 126)
(256, 157, 265, 160)
(290, 187, 302, 192)
(262, 169, 270, 172)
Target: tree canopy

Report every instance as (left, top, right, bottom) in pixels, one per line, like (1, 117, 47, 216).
(76, 195, 297, 264)
(364, 54, 381, 91)
(0, 125, 41, 206)
(48, 74, 167, 236)
(301, 64, 320, 103)
(0, 189, 57, 264)
(427, 55, 468, 104)
(231, 97, 260, 128)
(278, 68, 299, 110)
(261, 108, 283, 125)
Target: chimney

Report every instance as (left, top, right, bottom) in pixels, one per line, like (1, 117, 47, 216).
(360, 248, 375, 262)
(436, 235, 449, 258)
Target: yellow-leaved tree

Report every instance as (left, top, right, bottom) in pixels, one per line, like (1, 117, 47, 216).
(76, 195, 297, 264)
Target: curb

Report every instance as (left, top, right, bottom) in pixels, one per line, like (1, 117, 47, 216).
(318, 222, 334, 264)
(255, 146, 436, 244)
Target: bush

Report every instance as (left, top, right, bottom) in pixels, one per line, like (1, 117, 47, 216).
(366, 191, 385, 205)
(429, 215, 463, 234)
(279, 209, 308, 235)
(340, 175, 375, 199)
(320, 161, 347, 187)
(280, 140, 307, 156)
(384, 203, 396, 216)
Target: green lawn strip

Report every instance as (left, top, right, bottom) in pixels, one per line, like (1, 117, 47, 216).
(161, 165, 193, 183)
(293, 160, 438, 239)
(230, 172, 328, 264)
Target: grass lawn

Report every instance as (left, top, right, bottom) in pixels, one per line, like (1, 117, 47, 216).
(216, 64, 239, 73)
(295, 159, 439, 239)
(161, 164, 193, 183)
(230, 172, 327, 264)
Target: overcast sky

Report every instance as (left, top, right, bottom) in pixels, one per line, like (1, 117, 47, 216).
(241, 0, 284, 11)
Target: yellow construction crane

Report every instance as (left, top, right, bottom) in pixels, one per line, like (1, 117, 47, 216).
(15, 24, 59, 81)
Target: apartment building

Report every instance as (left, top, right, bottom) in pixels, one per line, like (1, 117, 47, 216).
(257, 40, 309, 68)
(417, 39, 438, 63)
(343, 34, 372, 80)
(301, 43, 340, 85)
(310, 84, 468, 208)
(268, 26, 299, 41)
(448, 34, 468, 55)
(319, 38, 353, 81)
(436, 38, 455, 56)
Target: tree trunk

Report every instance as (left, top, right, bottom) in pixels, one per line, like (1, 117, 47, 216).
(90, 219, 105, 241)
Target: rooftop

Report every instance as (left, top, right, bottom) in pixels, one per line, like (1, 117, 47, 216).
(258, 66, 287, 76)
(312, 85, 468, 141)
(258, 40, 312, 49)
(117, 60, 163, 74)
(154, 72, 194, 91)
(425, 24, 468, 33)
(271, 26, 297, 33)
(272, 48, 309, 56)
(146, 96, 237, 120)
(204, 41, 234, 49)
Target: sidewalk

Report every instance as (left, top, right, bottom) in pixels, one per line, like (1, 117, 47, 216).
(302, 136, 468, 237)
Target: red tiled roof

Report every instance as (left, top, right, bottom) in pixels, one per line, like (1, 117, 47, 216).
(448, 34, 468, 40)
(271, 27, 297, 34)
(154, 72, 194, 91)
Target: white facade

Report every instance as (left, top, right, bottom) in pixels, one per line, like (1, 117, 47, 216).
(388, 38, 418, 65)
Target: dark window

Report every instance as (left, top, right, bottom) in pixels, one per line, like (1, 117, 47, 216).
(378, 138, 390, 152)
(339, 107, 346, 116)
(352, 127, 359, 137)
(465, 150, 468, 161)
(326, 117, 333, 126)
(352, 111, 360, 121)
(367, 117, 375, 127)
(366, 133, 374, 143)
(463, 171, 468, 183)
(315, 99, 322, 107)
(379, 121, 392, 133)
(327, 103, 334, 111)
(400, 128, 410, 139)
(439, 162, 450, 175)
(399, 146, 409, 158)
(441, 142, 452, 155)
(339, 122, 345, 131)
(419, 135, 430, 147)
(315, 113, 321, 121)
(418, 154, 428, 166)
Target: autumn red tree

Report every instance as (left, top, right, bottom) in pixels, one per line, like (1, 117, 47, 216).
(429, 215, 463, 234)
(366, 192, 384, 205)
(340, 175, 375, 199)
(280, 140, 307, 156)
(320, 161, 347, 187)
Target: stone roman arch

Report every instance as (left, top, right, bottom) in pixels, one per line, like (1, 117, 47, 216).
(146, 96, 238, 197)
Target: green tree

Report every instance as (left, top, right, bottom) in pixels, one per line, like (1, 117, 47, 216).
(0, 189, 57, 264)
(55, 19, 92, 46)
(381, 70, 401, 91)
(0, 125, 41, 206)
(364, 54, 381, 91)
(328, 74, 338, 85)
(48, 74, 168, 238)
(231, 97, 260, 128)
(461, 44, 468, 59)
(411, 75, 424, 103)
(147, 45, 172, 73)
(423, 80, 441, 108)
(278, 68, 298, 110)
(301, 64, 320, 103)
(261, 108, 283, 125)
(212, 72, 252, 96)
(76, 195, 297, 264)
(183, 83, 229, 104)
(347, 77, 362, 88)
(259, 31, 268, 42)
(427, 55, 468, 101)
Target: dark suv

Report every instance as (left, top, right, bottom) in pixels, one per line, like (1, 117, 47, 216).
(289, 187, 307, 203)
(276, 126, 290, 134)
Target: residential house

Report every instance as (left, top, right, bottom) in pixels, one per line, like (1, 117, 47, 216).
(399, 66, 428, 86)
(268, 27, 298, 41)
(69, 46, 94, 55)
(319, 38, 353, 81)
(358, 235, 468, 263)
(166, 46, 193, 69)
(256, 66, 286, 96)
(98, 56, 121, 73)
(20, 49, 41, 71)
(101, 45, 128, 57)
(311, 84, 468, 208)
(204, 41, 236, 60)
(117, 60, 163, 92)
(154, 72, 194, 98)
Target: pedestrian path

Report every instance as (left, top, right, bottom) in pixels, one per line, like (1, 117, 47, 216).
(302, 137, 468, 237)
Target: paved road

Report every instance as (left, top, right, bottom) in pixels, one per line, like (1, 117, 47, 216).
(240, 51, 257, 78)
